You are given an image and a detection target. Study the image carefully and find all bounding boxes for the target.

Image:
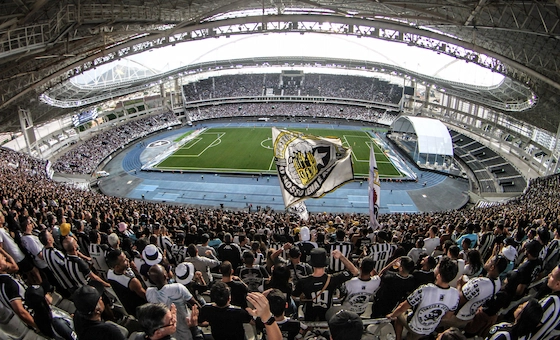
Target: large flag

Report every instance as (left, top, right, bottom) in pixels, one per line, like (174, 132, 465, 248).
(369, 142, 381, 230)
(272, 127, 354, 208)
(288, 201, 309, 221)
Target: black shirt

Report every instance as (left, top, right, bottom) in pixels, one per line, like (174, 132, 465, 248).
(73, 313, 126, 340)
(292, 271, 353, 321)
(372, 271, 416, 318)
(225, 280, 249, 309)
(199, 304, 252, 340)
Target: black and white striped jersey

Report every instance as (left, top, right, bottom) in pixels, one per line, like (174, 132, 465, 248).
(368, 243, 397, 273)
(42, 246, 74, 290)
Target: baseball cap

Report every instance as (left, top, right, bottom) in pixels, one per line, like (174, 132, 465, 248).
(59, 223, 71, 237)
(175, 262, 195, 285)
(73, 285, 101, 316)
(328, 309, 363, 340)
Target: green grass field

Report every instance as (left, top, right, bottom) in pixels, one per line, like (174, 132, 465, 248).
(156, 127, 401, 177)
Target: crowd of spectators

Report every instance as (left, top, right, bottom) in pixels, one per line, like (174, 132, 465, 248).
(52, 112, 180, 175)
(187, 102, 399, 125)
(1, 140, 560, 339)
(183, 73, 403, 105)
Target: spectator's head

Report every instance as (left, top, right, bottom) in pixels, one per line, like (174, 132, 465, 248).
(399, 256, 415, 275)
(89, 230, 101, 244)
(524, 239, 543, 259)
(142, 244, 163, 266)
(461, 238, 471, 250)
(416, 238, 425, 248)
(537, 227, 551, 245)
(421, 255, 437, 270)
(447, 245, 460, 259)
(360, 257, 375, 275)
(108, 233, 120, 248)
(435, 257, 458, 284)
(436, 327, 466, 340)
(547, 265, 560, 292)
(187, 244, 197, 257)
(62, 236, 77, 254)
(512, 298, 544, 338)
(136, 303, 176, 340)
(224, 233, 233, 244)
(210, 281, 231, 307)
(73, 285, 103, 318)
(288, 247, 301, 260)
(336, 229, 346, 241)
(267, 289, 287, 317)
(220, 261, 233, 277)
(299, 227, 310, 241)
(328, 310, 363, 340)
(148, 264, 168, 287)
(175, 262, 195, 285)
(243, 250, 255, 265)
(484, 254, 508, 278)
(200, 233, 210, 244)
(38, 229, 53, 246)
(308, 248, 329, 268)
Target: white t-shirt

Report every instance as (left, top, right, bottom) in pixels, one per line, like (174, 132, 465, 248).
(146, 283, 193, 340)
(448, 259, 465, 287)
(21, 234, 47, 268)
(423, 237, 440, 255)
(407, 284, 460, 335)
(456, 277, 500, 320)
(342, 276, 381, 314)
(0, 228, 25, 263)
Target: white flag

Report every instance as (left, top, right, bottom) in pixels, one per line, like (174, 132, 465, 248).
(272, 127, 354, 208)
(288, 201, 309, 221)
(369, 143, 381, 230)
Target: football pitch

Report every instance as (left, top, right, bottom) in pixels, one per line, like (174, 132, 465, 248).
(155, 127, 402, 177)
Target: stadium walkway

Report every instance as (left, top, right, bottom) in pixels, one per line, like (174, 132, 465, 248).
(99, 122, 469, 214)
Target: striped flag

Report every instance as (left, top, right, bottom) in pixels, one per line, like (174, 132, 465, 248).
(272, 127, 354, 208)
(369, 142, 381, 230)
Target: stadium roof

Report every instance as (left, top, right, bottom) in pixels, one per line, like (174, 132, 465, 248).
(391, 116, 454, 156)
(0, 0, 559, 133)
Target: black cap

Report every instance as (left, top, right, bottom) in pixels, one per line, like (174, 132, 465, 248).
(73, 285, 101, 315)
(308, 248, 329, 268)
(328, 310, 363, 340)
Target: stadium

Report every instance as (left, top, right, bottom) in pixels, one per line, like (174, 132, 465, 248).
(0, 1, 559, 340)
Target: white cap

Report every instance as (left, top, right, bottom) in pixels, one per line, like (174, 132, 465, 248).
(501, 245, 517, 262)
(300, 227, 310, 241)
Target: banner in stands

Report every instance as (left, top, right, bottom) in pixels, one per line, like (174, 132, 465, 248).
(369, 144, 381, 230)
(288, 201, 309, 221)
(272, 127, 354, 208)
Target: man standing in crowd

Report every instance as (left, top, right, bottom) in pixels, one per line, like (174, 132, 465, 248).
(220, 261, 248, 309)
(292, 248, 358, 321)
(236, 250, 269, 292)
(369, 230, 397, 273)
(295, 227, 317, 263)
(217, 233, 243, 270)
(341, 257, 381, 316)
(387, 257, 460, 340)
(423, 226, 440, 256)
(286, 246, 312, 287)
(88, 230, 110, 280)
(185, 243, 220, 285)
(146, 264, 198, 340)
(196, 233, 216, 258)
(503, 239, 543, 301)
(106, 249, 147, 317)
(198, 281, 253, 340)
(442, 254, 507, 329)
(371, 256, 416, 319)
(325, 229, 354, 273)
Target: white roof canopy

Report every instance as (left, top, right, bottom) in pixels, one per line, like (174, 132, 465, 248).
(391, 116, 453, 156)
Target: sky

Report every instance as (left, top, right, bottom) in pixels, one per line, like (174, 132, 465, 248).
(73, 32, 505, 87)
